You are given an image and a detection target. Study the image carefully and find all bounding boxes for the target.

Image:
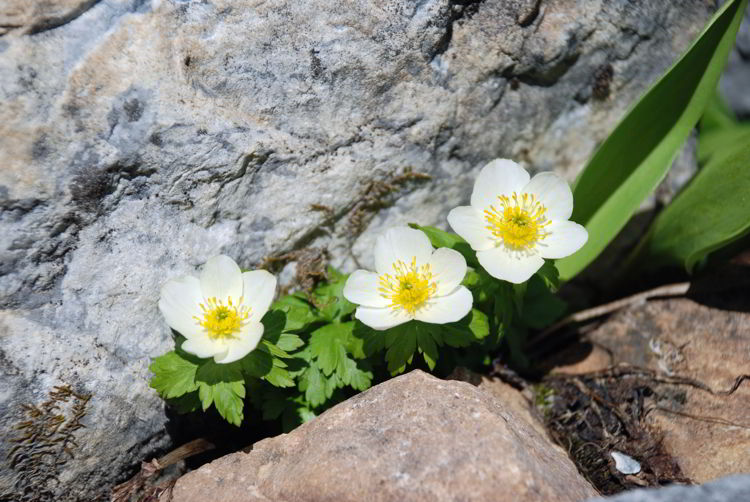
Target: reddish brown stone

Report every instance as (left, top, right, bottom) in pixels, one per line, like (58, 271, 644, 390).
(171, 370, 597, 502)
(569, 297, 750, 483)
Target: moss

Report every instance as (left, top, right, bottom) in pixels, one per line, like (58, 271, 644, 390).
(531, 383, 555, 417)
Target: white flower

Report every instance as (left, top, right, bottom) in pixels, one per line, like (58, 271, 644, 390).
(343, 227, 473, 330)
(447, 159, 588, 284)
(158, 255, 277, 364)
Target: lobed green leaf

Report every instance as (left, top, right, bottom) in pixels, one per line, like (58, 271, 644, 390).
(149, 350, 200, 399)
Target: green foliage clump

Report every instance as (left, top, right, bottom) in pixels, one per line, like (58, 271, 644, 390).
(150, 228, 564, 428)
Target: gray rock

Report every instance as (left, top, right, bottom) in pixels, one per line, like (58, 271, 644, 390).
(0, 0, 717, 500)
(586, 475, 750, 502)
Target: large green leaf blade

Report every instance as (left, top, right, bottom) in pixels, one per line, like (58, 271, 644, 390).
(633, 141, 750, 273)
(556, 0, 748, 281)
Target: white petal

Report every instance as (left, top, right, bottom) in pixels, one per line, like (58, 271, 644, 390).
(214, 322, 264, 364)
(447, 206, 494, 251)
(428, 247, 467, 296)
(374, 227, 434, 275)
(158, 275, 204, 339)
(200, 255, 243, 302)
(343, 270, 389, 308)
(522, 172, 573, 221)
(182, 335, 227, 359)
(477, 247, 544, 284)
(415, 286, 473, 324)
(470, 159, 530, 211)
(537, 220, 588, 259)
(242, 270, 277, 321)
(354, 306, 412, 331)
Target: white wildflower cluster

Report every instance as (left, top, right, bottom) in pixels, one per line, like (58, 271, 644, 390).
(159, 159, 587, 362)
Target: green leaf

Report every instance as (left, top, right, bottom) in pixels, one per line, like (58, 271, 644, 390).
(276, 333, 304, 352)
(512, 283, 527, 314)
(535, 260, 560, 292)
(212, 381, 245, 426)
(461, 267, 481, 289)
(240, 349, 273, 378)
(299, 408, 317, 423)
(556, 0, 748, 281)
(271, 293, 320, 332)
(352, 321, 386, 356)
(466, 309, 490, 340)
(697, 125, 750, 165)
(191, 360, 246, 425)
(340, 358, 373, 391)
(166, 391, 201, 414)
(521, 275, 567, 330)
(631, 141, 750, 273)
(408, 224, 479, 266)
(149, 351, 199, 399)
(260, 309, 287, 344)
(494, 283, 515, 328)
(299, 363, 327, 407)
(261, 339, 292, 359)
(699, 89, 736, 134)
(440, 309, 490, 348)
(309, 322, 353, 376)
(384, 323, 417, 373)
(415, 324, 439, 370)
(312, 267, 356, 322)
(263, 365, 295, 388)
(195, 360, 243, 403)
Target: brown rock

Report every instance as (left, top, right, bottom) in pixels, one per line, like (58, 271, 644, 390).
(171, 370, 597, 502)
(571, 297, 750, 483)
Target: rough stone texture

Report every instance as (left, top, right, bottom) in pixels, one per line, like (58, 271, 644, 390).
(554, 295, 750, 484)
(721, 4, 750, 119)
(170, 370, 597, 502)
(0, 0, 718, 499)
(585, 474, 750, 502)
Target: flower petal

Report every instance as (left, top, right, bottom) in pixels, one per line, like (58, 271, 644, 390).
(200, 255, 243, 302)
(343, 270, 389, 308)
(214, 321, 264, 364)
(428, 247, 467, 296)
(374, 226, 434, 275)
(537, 220, 588, 259)
(415, 286, 473, 324)
(477, 247, 544, 284)
(242, 270, 277, 321)
(354, 306, 412, 331)
(522, 172, 573, 221)
(470, 159, 530, 211)
(182, 335, 227, 359)
(158, 275, 204, 339)
(447, 206, 494, 251)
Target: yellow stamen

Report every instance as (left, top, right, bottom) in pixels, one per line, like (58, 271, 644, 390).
(378, 257, 437, 315)
(193, 296, 250, 339)
(484, 192, 550, 250)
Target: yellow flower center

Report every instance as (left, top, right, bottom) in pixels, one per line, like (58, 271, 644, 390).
(193, 296, 250, 339)
(484, 192, 550, 250)
(378, 257, 437, 315)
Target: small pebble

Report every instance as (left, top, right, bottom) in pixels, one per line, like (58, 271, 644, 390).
(611, 451, 641, 474)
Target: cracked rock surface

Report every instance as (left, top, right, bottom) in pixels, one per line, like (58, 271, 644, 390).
(0, 0, 716, 500)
